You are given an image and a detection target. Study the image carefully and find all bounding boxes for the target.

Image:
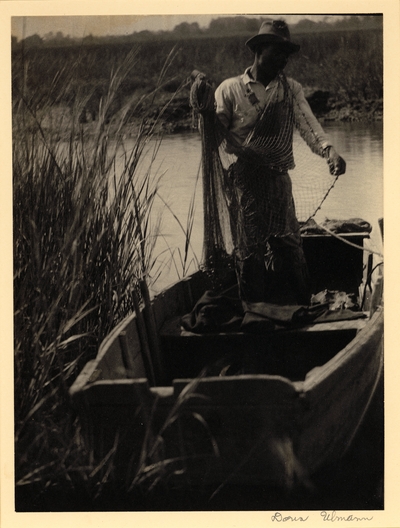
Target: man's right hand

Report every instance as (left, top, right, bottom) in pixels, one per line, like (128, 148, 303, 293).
(325, 146, 346, 176)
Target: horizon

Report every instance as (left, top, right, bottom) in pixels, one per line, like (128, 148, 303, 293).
(11, 14, 352, 41)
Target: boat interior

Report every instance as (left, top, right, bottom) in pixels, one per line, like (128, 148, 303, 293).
(84, 229, 382, 389)
(68, 227, 383, 496)
(158, 231, 381, 384)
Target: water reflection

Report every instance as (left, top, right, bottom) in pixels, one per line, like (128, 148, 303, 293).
(313, 122, 383, 253)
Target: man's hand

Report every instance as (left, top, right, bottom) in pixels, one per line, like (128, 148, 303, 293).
(325, 146, 346, 176)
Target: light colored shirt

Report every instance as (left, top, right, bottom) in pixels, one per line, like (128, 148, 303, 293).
(215, 67, 331, 153)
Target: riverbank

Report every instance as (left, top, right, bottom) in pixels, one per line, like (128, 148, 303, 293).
(72, 90, 384, 138)
(154, 91, 383, 134)
(148, 84, 384, 133)
(305, 90, 383, 122)
(13, 90, 383, 148)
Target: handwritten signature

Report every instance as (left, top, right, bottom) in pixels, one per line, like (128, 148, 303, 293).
(271, 513, 309, 522)
(270, 511, 374, 522)
(321, 511, 374, 522)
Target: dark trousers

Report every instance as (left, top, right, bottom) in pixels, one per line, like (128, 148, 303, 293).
(235, 231, 311, 305)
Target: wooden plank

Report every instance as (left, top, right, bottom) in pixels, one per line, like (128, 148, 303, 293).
(95, 337, 126, 380)
(286, 317, 368, 333)
(301, 232, 370, 238)
(119, 325, 146, 379)
(370, 275, 383, 315)
(69, 360, 98, 399)
(161, 314, 368, 338)
(152, 280, 187, 330)
(296, 307, 383, 472)
(98, 316, 141, 380)
(131, 289, 155, 385)
(80, 378, 161, 405)
(161, 315, 366, 383)
(73, 379, 159, 472)
(140, 279, 165, 386)
(70, 312, 145, 393)
(173, 375, 298, 405)
(302, 308, 383, 393)
(70, 273, 205, 394)
(168, 375, 303, 486)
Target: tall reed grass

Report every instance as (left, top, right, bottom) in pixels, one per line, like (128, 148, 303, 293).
(13, 44, 196, 507)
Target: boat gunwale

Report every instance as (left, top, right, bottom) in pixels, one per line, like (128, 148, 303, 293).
(69, 251, 384, 400)
(70, 306, 383, 401)
(302, 305, 383, 393)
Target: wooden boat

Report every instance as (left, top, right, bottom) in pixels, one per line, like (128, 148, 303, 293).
(69, 224, 383, 490)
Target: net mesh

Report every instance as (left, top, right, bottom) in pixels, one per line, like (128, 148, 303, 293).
(190, 72, 338, 280)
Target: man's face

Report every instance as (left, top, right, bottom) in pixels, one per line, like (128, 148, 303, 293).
(256, 43, 291, 76)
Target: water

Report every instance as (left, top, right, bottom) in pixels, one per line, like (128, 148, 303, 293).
(132, 121, 383, 292)
(312, 121, 383, 228)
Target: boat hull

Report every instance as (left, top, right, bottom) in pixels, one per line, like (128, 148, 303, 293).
(70, 273, 383, 488)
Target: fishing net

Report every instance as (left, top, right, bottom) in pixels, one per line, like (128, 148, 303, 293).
(190, 71, 338, 280)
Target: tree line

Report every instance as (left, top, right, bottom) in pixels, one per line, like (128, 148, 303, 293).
(12, 21, 382, 131)
(12, 14, 382, 49)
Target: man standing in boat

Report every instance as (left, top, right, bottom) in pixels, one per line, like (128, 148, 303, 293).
(213, 19, 346, 305)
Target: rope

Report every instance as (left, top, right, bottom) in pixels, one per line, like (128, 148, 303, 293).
(314, 222, 384, 259)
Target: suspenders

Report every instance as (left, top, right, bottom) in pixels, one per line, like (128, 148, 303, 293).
(245, 84, 264, 115)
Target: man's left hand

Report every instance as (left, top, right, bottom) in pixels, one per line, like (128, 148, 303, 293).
(326, 147, 346, 176)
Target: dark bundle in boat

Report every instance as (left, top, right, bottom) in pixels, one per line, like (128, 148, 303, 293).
(300, 217, 373, 235)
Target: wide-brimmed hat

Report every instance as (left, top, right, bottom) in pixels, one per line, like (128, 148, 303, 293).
(246, 19, 300, 54)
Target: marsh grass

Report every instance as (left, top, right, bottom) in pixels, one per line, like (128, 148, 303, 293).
(157, 164, 202, 281)
(13, 44, 200, 506)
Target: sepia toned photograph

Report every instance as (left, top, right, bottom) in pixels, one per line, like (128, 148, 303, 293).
(11, 11, 385, 515)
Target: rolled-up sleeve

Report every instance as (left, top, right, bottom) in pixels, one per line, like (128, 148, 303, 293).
(215, 81, 233, 130)
(291, 81, 331, 156)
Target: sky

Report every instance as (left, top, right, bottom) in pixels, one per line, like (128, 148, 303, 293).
(11, 14, 346, 40)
